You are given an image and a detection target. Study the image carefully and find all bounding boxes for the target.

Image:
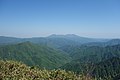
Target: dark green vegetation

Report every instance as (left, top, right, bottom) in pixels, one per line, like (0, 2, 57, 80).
(60, 45, 120, 79)
(0, 41, 70, 69)
(61, 57, 120, 80)
(0, 35, 120, 80)
(91, 57, 120, 79)
(0, 60, 94, 80)
(60, 44, 120, 61)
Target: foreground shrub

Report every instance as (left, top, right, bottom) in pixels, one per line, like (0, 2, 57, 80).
(0, 60, 95, 80)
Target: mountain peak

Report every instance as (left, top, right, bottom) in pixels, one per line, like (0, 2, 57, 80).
(65, 34, 79, 37)
(48, 34, 79, 38)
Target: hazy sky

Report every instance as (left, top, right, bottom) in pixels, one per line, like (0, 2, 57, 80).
(0, 0, 120, 38)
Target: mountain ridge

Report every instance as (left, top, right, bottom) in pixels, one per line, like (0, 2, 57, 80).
(0, 34, 110, 48)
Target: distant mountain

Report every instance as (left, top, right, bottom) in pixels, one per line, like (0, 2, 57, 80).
(48, 34, 109, 44)
(0, 36, 80, 48)
(0, 34, 109, 48)
(0, 36, 22, 45)
(0, 42, 71, 69)
(83, 39, 120, 47)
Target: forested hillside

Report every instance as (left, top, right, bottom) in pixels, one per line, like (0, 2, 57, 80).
(60, 45, 120, 79)
(60, 44, 120, 61)
(91, 57, 120, 79)
(0, 41, 71, 69)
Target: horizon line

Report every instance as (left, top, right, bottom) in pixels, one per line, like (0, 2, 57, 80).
(0, 34, 119, 39)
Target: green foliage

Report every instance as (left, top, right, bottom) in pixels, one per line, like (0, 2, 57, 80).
(0, 60, 94, 80)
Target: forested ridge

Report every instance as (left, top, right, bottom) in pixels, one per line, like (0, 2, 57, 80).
(0, 41, 71, 69)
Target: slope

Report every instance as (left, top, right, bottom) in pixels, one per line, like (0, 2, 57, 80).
(0, 42, 71, 69)
(91, 57, 120, 79)
(60, 45, 120, 78)
(60, 44, 120, 61)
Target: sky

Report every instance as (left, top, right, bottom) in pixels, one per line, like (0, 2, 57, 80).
(0, 0, 120, 38)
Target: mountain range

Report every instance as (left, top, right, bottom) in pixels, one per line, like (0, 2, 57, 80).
(0, 34, 120, 79)
(0, 34, 109, 47)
